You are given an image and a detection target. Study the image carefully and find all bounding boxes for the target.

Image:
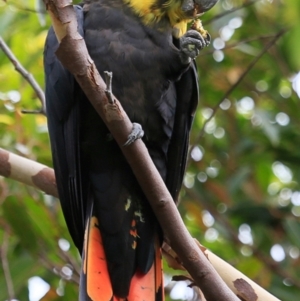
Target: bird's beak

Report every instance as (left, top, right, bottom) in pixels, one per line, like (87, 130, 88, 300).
(181, 0, 195, 13)
(181, 0, 219, 15)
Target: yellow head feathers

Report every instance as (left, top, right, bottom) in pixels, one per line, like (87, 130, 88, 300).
(123, 0, 193, 38)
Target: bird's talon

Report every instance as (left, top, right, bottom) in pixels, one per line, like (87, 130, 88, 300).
(205, 33, 211, 46)
(124, 123, 144, 146)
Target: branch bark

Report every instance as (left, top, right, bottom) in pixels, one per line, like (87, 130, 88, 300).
(0, 148, 57, 198)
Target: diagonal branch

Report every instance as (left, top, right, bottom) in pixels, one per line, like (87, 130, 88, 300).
(188, 28, 286, 163)
(1, 0, 44, 13)
(0, 36, 46, 114)
(0, 147, 282, 300)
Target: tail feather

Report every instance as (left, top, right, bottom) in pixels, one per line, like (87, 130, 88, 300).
(128, 238, 164, 301)
(81, 216, 113, 301)
(154, 238, 163, 297)
(81, 216, 164, 301)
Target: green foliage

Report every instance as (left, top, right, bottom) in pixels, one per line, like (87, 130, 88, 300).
(1, 0, 300, 300)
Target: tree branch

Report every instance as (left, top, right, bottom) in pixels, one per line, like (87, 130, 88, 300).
(188, 28, 286, 164)
(199, 33, 283, 56)
(203, 0, 260, 25)
(0, 148, 57, 198)
(0, 147, 281, 300)
(0, 36, 46, 114)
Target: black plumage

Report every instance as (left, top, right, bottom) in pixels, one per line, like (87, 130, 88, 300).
(44, 0, 198, 299)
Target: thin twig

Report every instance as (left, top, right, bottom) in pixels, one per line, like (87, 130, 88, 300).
(188, 29, 286, 163)
(0, 36, 46, 114)
(38, 256, 80, 285)
(199, 33, 280, 56)
(57, 248, 81, 278)
(203, 0, 260, 25)
(186, 187, 300, 289)
(1, 228, 15, 300)
(2, 0, 45, 14)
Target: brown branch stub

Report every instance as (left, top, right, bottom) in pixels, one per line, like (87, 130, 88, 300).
(0, 148, 58, 198)
(32, 167, 58, 198)
(233, 278, 258, 301)
(0, 148, 10, 177)
(207, 249, 282, 301)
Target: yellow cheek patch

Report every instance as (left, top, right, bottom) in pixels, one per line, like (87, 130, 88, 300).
(172, 20, 188, 38)
(122, 0, 192, 38)
(123, 0, 156, 17)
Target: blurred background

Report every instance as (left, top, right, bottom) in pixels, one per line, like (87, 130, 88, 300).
(0, 0, 300, 300)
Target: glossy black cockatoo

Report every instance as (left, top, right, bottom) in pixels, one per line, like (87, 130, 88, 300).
(44, 0, 218, 300)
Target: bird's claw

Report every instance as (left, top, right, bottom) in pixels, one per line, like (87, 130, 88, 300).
(124, 123, 144, 146)
(179, 30, 210, 64)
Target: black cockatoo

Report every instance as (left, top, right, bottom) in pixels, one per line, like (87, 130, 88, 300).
(44, 0, 218, 300)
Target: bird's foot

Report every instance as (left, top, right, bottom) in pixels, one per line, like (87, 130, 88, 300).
(179, 29, 211, 64)
(124, 123, 144, 146)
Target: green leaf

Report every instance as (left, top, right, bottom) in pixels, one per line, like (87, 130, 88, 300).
(2, 196, 39, 254)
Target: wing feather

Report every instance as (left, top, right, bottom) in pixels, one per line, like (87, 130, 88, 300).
(166, 61, 199, 202)
(44, 5, 86, 250)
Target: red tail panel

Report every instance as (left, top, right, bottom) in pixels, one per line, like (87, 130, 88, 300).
(112, 297, 126, 301)
(82, 217, 164, 301)
(83, 216, 113, 301)
(128, 239, 164, 301)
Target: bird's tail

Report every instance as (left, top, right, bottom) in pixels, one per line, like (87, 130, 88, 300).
(80, 216, 164, 301)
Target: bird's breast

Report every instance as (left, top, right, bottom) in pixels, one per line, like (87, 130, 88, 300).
(83, 0, 179, 145)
